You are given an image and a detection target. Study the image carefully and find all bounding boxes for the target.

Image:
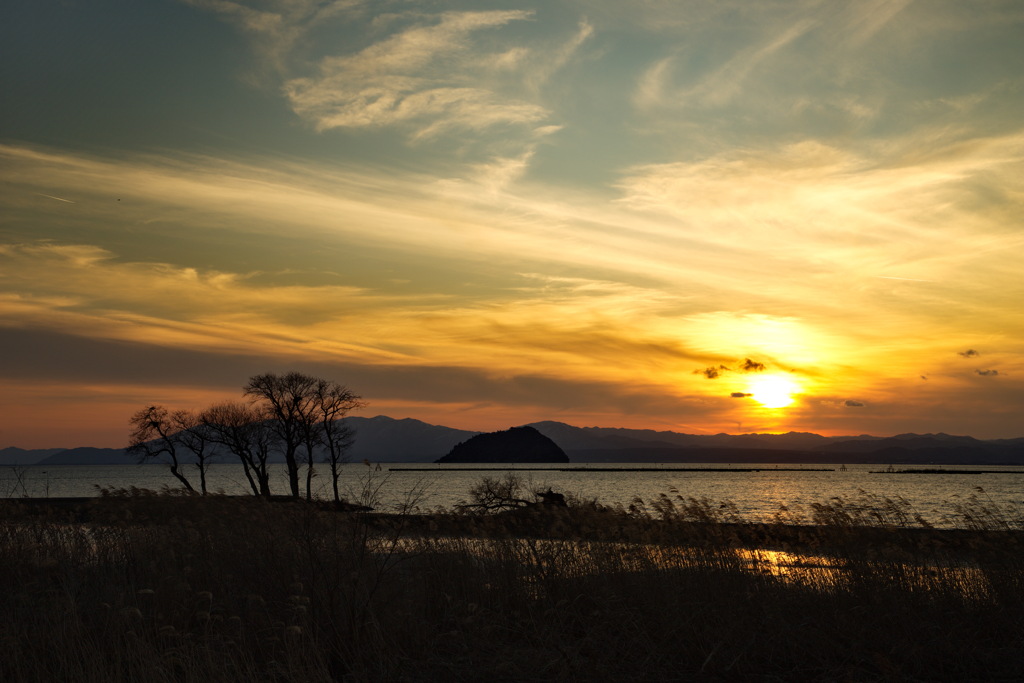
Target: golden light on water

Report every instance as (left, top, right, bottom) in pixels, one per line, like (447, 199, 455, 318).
(747, 375, 800, 409)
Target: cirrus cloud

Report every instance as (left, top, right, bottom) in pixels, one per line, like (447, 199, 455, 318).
(282, 11, 548, 138)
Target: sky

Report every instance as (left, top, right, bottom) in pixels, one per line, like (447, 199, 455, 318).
(2, 0, 1023, 448)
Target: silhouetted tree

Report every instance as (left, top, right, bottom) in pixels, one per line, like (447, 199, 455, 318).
(170, 409, 216, 495)
(314, 379, 365, 503)
(457, 473, 533, 512)
(244, 372, 322, 499)
(129, 372, 364, 500)
(127, 406, 197, 493)
(201, 402, 275, 496)
(297, 404, 324, 502)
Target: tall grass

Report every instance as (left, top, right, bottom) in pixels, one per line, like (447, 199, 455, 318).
(1, 488, 1022, 682)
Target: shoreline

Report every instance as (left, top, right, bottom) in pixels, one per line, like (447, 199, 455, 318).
(5, 495, 1022, 542)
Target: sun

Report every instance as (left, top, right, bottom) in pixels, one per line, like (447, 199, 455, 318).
(747, 375, 799, 409)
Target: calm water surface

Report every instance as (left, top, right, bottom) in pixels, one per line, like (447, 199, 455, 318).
(4, 463, 1023, 525)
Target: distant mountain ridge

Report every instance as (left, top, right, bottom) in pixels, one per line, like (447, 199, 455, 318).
(344, 415, 480, 462)
(2, 417, 1022, 465)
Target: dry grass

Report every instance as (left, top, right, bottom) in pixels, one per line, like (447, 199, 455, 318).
(1, 487, 1022, 682)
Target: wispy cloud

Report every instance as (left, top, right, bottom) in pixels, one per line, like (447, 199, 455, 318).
(282, 11, 548, 138)
(815, 0, 915, 49)
(523, 19, 594, 93)
(614, 133, 1024, 288)
(182, 0, 366, 75)
(680, 18, 817, 108)
(34, 192, 76, 204)
(185, 3, 593, 178)
(628, 0, 1022, 149)
(0, 237, 717, 404)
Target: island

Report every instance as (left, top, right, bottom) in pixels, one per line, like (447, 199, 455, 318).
(435, 425, 570, 464)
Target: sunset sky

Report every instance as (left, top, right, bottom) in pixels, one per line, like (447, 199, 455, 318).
(2, 0, 1022, 448)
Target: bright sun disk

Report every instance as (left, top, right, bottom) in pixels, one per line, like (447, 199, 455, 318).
(747, 375, 799, 409)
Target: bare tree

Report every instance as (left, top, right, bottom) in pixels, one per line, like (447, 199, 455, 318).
(244, 372, 321, 499)
(170, 409, 216, 495)
(314, 380, 365, 503)
(297, 394, 328, 501)
(126, 405, 196, 493)
(456, 473, 533, 512)
(129, 373, 364, 500)
(201, 402, 275, 497)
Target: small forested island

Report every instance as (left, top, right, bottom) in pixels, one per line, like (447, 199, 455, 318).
(436, 425, 569, 463)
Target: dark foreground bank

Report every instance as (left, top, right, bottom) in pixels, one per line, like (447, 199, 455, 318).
(2, 492, 1022, 682)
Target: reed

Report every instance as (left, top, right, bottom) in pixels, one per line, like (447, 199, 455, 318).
(0, 486, 1021, 682)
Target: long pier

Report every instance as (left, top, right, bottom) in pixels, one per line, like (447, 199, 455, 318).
(389, 467, 835, 472)
(869, 469, 1024, 475)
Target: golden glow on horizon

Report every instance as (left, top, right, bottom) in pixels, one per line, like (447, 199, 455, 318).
(747, 375, 800, 409)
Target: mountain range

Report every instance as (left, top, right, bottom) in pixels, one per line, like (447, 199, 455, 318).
(2, 415, 1023, 466)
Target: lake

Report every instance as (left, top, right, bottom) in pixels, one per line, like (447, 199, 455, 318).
(4, 462, 1023, 527)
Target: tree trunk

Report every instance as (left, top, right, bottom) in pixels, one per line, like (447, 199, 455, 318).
(331, 462, 340, 503)
(305, 462, 314, 501)
(285, 451, 300, 498)
(239, 460, 259, 496)
(169, 463, 196, 493)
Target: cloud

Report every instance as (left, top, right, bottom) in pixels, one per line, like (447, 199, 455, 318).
(740, 358, 766, 372)
(467, 149, 538, 195)
(695, 358, 770, 379)
(4, 105, 1024, 436)
(0, 326, 669, 410)
(35, 192, 76, 204)
(523, 19, 594, 93)
(282, 11, 550, 139)
(182, 0, 350, 75)
(959, 349, 980, 357)
(0, 226, 724, 411)
(680, 18, 817, 108)
(697, 365, 730, 379)
(845, 400, 865, 407)
(696, 358, 769, 378)
(836, 0, 915, 47)
(633, 15, 820, 111)
(614, 132, 1024, 302)
(731, 392, 752, 398)
(975, 369, 999, 376)
(627, 0, 1015, 141)
(185, 3, 597, 176)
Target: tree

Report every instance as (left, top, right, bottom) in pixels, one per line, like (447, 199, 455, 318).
(244, 372, 322, 499)
(201, 402, 275, 497)
(456, 474, 569, 513)
(128, 372, 364, 500)
(457, 473, 532, 512)
(314, 379, 365, 503)
(170, 409, 217, 495)
(126, 406, 196, 493)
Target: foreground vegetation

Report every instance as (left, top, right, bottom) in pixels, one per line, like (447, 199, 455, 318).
(1, 483, 1022, 682)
